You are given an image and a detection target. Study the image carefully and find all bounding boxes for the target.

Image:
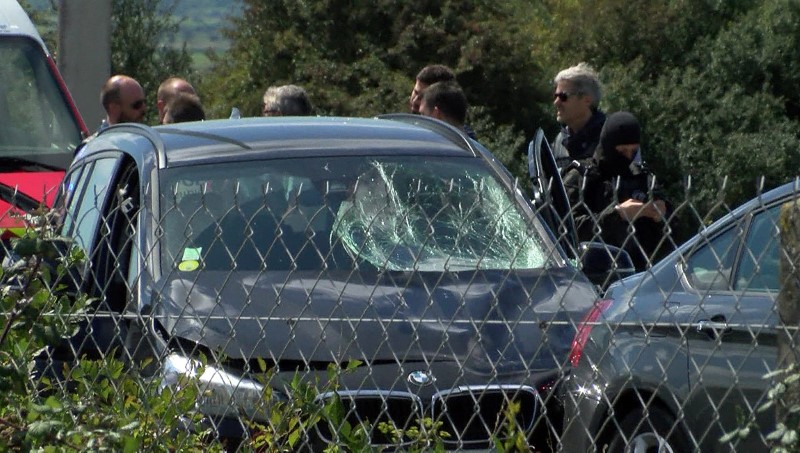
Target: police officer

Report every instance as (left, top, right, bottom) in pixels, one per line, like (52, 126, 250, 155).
(564, 111, 673, 271)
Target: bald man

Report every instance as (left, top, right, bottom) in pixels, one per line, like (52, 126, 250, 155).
(100, 75, 147, 127)
(157, 77, 197, 124)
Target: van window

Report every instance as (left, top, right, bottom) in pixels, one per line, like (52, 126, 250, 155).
(0, 36, 81, 170)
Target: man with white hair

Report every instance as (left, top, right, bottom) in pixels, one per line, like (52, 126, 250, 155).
(262, 85, 312, 116)
(551, 62, 606, 168)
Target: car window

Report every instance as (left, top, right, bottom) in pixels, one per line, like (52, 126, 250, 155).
(160, 156, 552, 273)
(57, 166, 86, 236)
(686, 223, 742, 291)
(734, 205, 781, 292)
(63, 158, 119, 255)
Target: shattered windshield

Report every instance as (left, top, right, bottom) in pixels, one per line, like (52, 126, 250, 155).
(160, 155, 552, 273)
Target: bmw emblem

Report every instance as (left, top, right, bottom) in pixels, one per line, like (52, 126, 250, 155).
(407, 370, 436, 387)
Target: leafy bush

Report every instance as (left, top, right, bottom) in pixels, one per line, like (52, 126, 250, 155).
(1, 211, 533, 451)
(722, 365, 800, 452)
(0, 210, 217, 451)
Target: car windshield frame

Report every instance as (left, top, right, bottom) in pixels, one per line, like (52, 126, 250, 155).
(157, 154, 558, 274)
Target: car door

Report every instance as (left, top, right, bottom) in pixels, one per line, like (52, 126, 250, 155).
(59, 154, 122, 277)
(56, 153, 124, 358)
(527, 128, 577, 257)
(683, 203, 782, 450)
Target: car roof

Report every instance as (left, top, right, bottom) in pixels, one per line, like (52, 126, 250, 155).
(699, 179, 800, 237)
(0, 0, 48, 50)
(90, 115, 481, 169)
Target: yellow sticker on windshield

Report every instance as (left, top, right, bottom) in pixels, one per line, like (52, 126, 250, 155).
(178, 260, 200, 272)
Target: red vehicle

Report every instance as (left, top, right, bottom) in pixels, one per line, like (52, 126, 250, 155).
(0, 0, 87, 240)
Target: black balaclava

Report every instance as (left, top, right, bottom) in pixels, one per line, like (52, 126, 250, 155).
(594, 111, 641, 178)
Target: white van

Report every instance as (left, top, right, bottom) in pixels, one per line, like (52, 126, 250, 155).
(0, 0, 86, 237)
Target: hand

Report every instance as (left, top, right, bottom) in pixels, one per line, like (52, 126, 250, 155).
(615, 199, 666, 222)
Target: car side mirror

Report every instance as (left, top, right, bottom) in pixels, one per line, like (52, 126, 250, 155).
(579, 241, 636, 290)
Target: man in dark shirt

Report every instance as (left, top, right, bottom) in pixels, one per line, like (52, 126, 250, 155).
(551, 62, 606, 169)
(564, 111, 673, 271)
(409, 64, 456, 114)
(419, 81, 477, 140)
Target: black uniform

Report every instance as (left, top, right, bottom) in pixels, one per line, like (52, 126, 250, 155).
(564, 112, 674, 271)
(552, 109, 606, 168)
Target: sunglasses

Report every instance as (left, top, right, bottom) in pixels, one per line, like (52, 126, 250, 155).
(130, 99, 146, 110)
(553, 91, 580, 102)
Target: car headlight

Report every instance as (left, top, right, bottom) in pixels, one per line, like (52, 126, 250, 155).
(161, 353, 285, 422)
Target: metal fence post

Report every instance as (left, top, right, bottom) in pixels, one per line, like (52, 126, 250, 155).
(778, 199, 800, 424)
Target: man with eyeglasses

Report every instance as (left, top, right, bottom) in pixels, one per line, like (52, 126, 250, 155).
(551, 62, 606, 169)
(99, 75, 147, 129)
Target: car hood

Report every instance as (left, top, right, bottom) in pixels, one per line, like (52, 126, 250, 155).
(152, 268, 597, 374)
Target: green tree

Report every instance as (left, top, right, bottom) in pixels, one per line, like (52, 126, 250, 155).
(21, 0, 194, 126)
(111, 0, 194, 124)
(200, 0, 551, 179)
(18, 0, 58, 53)
(534, 0, 758, 81)
(541, 0, 800, 239)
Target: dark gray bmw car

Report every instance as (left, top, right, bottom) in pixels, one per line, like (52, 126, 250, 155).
(50, 115, 622, 450)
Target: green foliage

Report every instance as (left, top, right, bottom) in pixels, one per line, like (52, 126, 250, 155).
(469, 106, 530, 192)
(537, 0, 758, 79)
(586, 0, 800, 241)
(377, 417, 450, 452)
(111, 0, 194, 125)
(723, 365, 800, 452)
(199, 0, 551, 176)
(0, 209, 217, 451)
(493, 400, 531, 452)
(246, 361, 380, 451)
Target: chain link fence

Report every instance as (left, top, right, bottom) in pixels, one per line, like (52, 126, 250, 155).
(2, 177, 799, 452)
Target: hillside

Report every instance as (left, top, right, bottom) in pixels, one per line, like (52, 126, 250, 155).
(171, 0, 242, 71)
(24, 0, 242, 72)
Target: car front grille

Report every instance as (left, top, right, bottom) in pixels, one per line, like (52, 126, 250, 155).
(314, 385, 538, 449)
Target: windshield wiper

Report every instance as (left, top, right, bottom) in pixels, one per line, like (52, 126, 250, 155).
(0, 181, 43, 213)
(0, 156, 66, 172)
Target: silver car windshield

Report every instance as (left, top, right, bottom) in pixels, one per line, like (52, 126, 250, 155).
(160, 155, 552, 272)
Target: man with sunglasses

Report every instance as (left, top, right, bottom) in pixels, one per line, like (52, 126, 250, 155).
(551, 62, 606, 169)
(99, 74, 147, 129)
